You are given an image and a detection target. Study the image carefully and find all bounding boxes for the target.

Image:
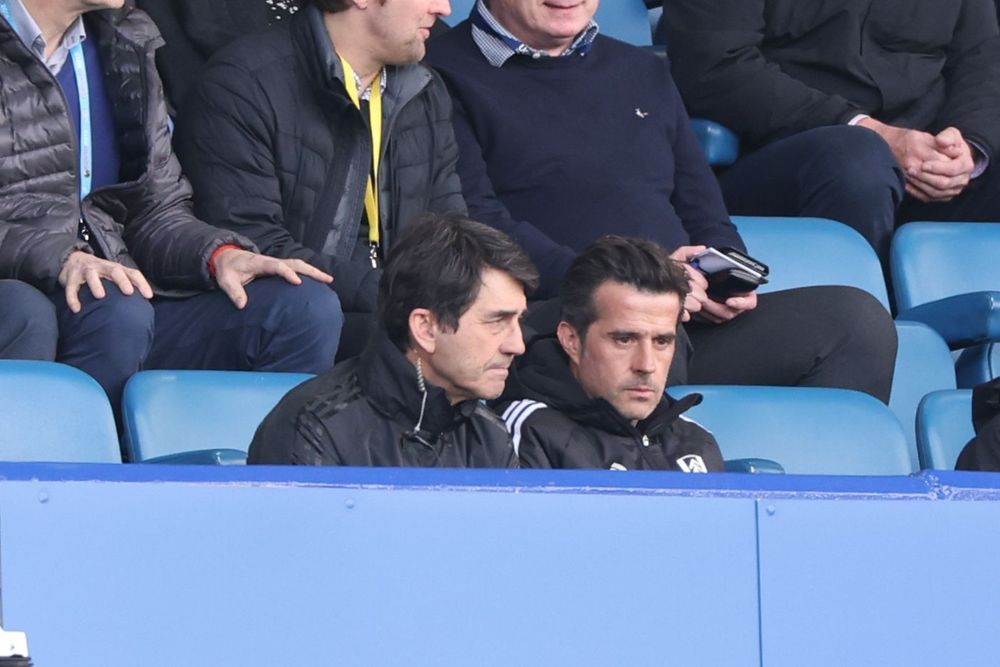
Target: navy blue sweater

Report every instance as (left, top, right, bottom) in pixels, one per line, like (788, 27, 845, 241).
(425, 23, 743, 298)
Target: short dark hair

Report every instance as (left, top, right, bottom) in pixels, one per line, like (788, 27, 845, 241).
(560, 236, 690, 337)
(379, 213, 540, 350)
(304, 0, 352, 13)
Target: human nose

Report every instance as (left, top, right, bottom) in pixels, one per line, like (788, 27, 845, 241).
(501, 320, 526, 356)
(433, 0, 452, 18)
(632, 341, 656, 375)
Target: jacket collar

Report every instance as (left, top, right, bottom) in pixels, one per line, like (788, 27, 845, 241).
(507, 336, 703, 438)
(295, 5, 432, 115)
(358, 331, 480, 438)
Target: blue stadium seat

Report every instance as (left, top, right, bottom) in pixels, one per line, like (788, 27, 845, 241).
(890, 321, 957, 452)
(734, 215, 956, 448)
(891, 222, 1000, 387)
(916, 389, 974, 470)
(0, 360, 120, 463)
(670, 385, 916, 475)
(733, 215, 890, 308)
(121, 370, 314, 464)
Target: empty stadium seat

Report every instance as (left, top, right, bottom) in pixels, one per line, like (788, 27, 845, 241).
(891, 222, 1000, 387)
(670, 385, 916, 475)
(916, 389, 974, 470)
(733, 215, 890, 308)
(0, 360, 120, 463)
(121, 370, 314, 464)
(890, 321, 958, 452)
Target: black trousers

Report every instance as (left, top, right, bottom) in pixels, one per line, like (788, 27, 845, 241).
(526, 285, 897, 404)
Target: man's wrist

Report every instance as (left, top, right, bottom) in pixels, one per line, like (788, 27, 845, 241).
(208, 244, 243, 277)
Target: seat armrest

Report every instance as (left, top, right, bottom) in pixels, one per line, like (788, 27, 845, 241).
(690, 119, 740, 166)
(896, 291, 1000, 348)
(142, 449, 248, 465)
(724, 458, 785, 474)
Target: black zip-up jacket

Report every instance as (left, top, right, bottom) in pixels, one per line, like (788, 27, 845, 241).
(664, 0, 1000, 156)
(248, 332, 517, 467)
(176, 6, 467, 312)
(0, 6, 250, 295)
(495, 338, 724, 472)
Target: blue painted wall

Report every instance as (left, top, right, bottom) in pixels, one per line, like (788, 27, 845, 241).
(0, 466, 998, 666)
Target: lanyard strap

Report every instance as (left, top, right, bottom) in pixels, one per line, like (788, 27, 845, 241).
(0, 2, 92, 199)
(339, 56, 383, 247)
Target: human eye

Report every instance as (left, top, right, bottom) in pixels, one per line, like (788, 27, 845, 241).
(654, 335, 675, 348)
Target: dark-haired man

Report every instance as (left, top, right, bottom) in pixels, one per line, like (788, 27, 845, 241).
(177, 0, 465, 358)
(499, 237, 723, 472)
(249, 214, 538, 467)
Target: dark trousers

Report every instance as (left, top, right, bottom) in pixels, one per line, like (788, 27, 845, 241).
(4, 277, 342, 412)
(720, 125, 1000, 265)
(684, 286, 897, 403)
(719, 126, 905, 263)
(526, 285, 897, 403)
(0, 279, 58, 360)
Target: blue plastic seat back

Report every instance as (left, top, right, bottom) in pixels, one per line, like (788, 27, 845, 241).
(670, 385, 916, 475)
(889, 321, 957, 452)
(732, 215, 891, 310)
(0, 360, 120, 463)
(891, 222, 1000, 312)
(916, 389, 974, 470)
(444, 0, 652, 45)
(121, 370, 314, 462)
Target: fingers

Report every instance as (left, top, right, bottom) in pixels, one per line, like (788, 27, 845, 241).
(670, 245, 707, 262)
(63, 281, 83, 314)
(108, 264, 135, 297)
(700, 297, 742, 323)
(216, 273, 249, 310)
(127, 268, 155, 299)
(269, 258, 304, 286)
(85, 267, 107, 301)
(283, 258, 334, 284)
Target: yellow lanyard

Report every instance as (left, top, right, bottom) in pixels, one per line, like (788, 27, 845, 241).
(339, 57, 383, 246)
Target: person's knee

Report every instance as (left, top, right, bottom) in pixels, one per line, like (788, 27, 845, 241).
(253, 277, 343, 372)
(809, 285, 897, 400)
(807, 126, 904, 202)
(61, 284, 155, 356)
(0, 280, 58, 360)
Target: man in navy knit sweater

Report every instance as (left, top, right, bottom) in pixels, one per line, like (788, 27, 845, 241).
(425, 0, 897, 400)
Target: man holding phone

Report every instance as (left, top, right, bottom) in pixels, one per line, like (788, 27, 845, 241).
(425, 0, 897, 401)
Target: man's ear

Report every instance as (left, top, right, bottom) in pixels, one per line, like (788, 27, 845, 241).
(556, 321, 583, 366)
(408, 308, 438, 356)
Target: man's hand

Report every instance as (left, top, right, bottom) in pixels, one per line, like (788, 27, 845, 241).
(913, 127, 976, 202)
(58, 250, 153, 313)
(670, 245, 757, 324)
(212, 248, 333, 309)
(858, 118, 973, 202)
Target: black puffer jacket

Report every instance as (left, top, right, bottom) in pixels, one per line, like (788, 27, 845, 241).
(496, 337, 724, 472)
(176, 6, 467, 312)
(248, 331, 517, 467)
(0, 6, 251, 295)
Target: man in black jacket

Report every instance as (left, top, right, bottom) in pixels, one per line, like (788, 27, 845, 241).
(249, 214, 538, 467)
(176, 0, 465, 359)
(0, 0, 341, 412)
(664, 0, 1000, 263)
(498, 237, 723, 472)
